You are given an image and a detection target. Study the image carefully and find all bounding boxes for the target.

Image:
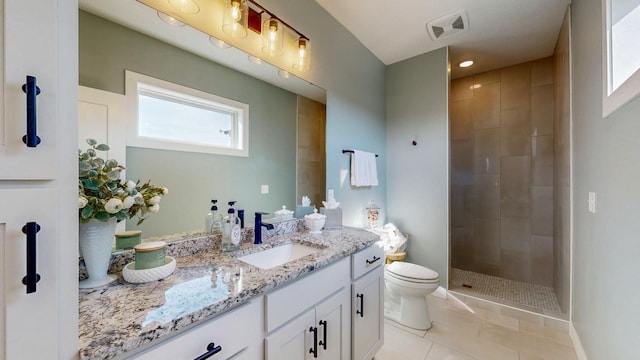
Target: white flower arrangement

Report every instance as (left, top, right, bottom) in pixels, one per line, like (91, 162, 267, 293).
(78, 139, 167, 225)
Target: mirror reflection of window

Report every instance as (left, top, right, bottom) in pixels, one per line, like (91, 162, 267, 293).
(609, 0, 640, 93)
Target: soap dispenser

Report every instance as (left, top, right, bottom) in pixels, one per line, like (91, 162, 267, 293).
(205, 200, 223, 235)
(222, 201, 241, 252)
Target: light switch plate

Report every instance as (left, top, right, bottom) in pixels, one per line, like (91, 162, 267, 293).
(261, 185, 269, 194)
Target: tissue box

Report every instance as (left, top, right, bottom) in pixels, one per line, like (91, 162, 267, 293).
(320, 208, 342, 229)
(296, 205, 315, 218)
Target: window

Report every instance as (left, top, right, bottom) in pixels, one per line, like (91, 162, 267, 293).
(126, 71, 249, 156)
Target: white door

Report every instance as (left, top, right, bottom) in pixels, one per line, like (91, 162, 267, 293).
(1, 0, 78, 359)
(78, 86, 127, 233)
(352, 270, 384, 360)
(315, 287, 350, 359)
(265, 309, 316, 360)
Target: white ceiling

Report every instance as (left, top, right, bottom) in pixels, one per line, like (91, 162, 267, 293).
(314, 0, 571, 78)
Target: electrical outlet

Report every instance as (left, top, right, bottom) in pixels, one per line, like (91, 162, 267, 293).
(588, 192, 596, 213)
(261, 185, 269, 194)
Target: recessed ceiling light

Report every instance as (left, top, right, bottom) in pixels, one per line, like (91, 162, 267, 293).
(248, 55, 263, 65)
(459, 60, 474, 68)
(156, 11, 185, 27)
(277, 69, 290, 78)
(209, 36, 231, 49)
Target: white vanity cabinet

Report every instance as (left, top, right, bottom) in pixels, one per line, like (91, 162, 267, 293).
(129, 297, 264, 360)
(265, 257, 351, 359)
(351, 244, 385, 360)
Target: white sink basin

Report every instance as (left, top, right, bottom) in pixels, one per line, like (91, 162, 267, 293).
(236, 243, 320, 269)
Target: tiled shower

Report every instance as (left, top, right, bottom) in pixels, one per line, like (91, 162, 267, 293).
(449, 47, 570, 316)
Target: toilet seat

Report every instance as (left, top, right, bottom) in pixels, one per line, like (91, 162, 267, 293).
(386, 262, 439, 283)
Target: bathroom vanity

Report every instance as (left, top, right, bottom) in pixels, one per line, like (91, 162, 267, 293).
(78, 225, 384, 360)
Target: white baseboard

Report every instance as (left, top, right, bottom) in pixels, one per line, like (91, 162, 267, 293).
(433, 286, 448, 299)
(570, 322, 588, 360)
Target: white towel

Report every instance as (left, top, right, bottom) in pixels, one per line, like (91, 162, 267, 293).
(350, 150, 378, 187)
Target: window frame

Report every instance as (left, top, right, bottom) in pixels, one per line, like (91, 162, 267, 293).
(125, 70, 249, 156)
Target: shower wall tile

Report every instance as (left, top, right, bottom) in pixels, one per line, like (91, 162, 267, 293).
(501, 249, 531, 282)
(501, 107, 531, 156)
(500, 216, 531, 253)
(474, 128, 501, 174)
(451, 227, 474, 270)
(451, 100, 473, 140)
(501, 63, 531, 110)
(474, 174, 501, 219)
(473, 218, 501, 268)
(531, 85, 554, 136)
(531, 57, 554, 87)
(451, 139, 474, 186)
(473, 82, 501, 129)
(502, 156, 531, 183)
(474, 70, 500, 85)
(451, 185, 474, 227)
(501, 181, 531, 218)
(532, 186, 553, 236)
(531, 235, 553, 287)
(531, 135, 554, 186)
(451, 76, 473, 102)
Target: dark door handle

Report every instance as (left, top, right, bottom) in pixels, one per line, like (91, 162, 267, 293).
(309, 326, 318, 358)
(366, 256, 381, 265)
(21, 222, 42, 294)
(194, 342, 222, 360)
(318, 320, 327, 350)
(21, 75, 42, 148)
(356, 293, 364, 318)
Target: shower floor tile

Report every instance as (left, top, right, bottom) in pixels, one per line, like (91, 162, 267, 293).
(449, 268, 565, 317)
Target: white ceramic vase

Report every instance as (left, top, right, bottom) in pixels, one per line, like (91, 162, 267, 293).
(79, 217, 117, 289)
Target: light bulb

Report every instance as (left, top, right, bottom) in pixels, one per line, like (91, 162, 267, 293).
(222, 0, 248, 38)
(261, 18, 283, 57)
(231, 0, 241, 21)
(168, 0, 199, 14)
(294, 38, 310, 72)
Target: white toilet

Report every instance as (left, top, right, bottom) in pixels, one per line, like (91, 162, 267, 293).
(384, 261, 440, 330)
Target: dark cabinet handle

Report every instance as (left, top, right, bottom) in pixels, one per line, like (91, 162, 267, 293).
(194, 342, 222, 360)
(21, 222, 41, 294)
(318, 320, 327, 350)
(21, 75, 42, 148)
(309, 326, 318, 358)
(366, 256, 381, 265)
(356, 293, 364, 318)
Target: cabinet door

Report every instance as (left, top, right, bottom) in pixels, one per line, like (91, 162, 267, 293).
(0, 0, 60, 179)
(265, 309, 316, 360)
(0, 189, 59, 358)
(352, 269, 384, 360)
(315, 287, 350, 360)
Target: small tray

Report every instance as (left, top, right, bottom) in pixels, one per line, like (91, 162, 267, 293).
(123, 256, 176, 284)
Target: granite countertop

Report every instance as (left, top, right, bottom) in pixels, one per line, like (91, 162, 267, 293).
(78, 226, 379, 360)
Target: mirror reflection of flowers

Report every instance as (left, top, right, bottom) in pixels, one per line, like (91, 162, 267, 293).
(78, 139, 168, 225)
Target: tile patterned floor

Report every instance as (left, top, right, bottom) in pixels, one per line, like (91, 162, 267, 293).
(374, 292, 578, 360)
(449, 268, 566, 318)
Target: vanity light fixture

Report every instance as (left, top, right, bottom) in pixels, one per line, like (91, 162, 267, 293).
(156, 11, 185, 27)
(293, 37, 310, 72)
(262, 18, 284, 57)
(459, 60, 474, 68)
(223, 0, 249, 38)
(168, 0, 199, 14)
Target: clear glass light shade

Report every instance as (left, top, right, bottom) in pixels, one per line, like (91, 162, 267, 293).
(262, 18, 284, 57)
(222, 0, 248, 38)
(293, 38, 310, 72)
(157, 11, 186, 27)
(168, 0, 200, 14)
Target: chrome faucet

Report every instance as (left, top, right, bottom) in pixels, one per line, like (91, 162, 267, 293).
(254, 212, 274, 244)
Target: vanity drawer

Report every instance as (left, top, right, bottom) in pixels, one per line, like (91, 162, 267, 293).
(265, 257, 349, 333)
(351, 243, 384, 280)
(130, 297, 263, 360)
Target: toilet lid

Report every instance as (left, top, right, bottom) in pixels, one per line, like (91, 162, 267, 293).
(387, 262, 439, 281)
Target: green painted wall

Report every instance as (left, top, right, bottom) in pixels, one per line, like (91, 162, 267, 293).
(386, 48, 449, 284)
(571, 0, 640, 358)
(80, 11, 297, 237)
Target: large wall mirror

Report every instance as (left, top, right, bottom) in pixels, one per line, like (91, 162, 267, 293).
(603, 0, 640, 117)
(79, 0, 326, 240)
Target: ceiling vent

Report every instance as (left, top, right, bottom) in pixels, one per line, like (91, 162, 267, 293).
(426, 10, 469, 41)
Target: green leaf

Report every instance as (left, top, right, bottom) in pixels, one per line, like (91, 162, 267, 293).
(87, 149, 96, 157)
(79, 161, 92, 171)
(81, 206, 94, 219)
(84, 179, 99, 190)
(106, 170, 121, 181)
(105, 159, 118, 168)
(94, 212, 111, 222)
(95, 144, 110, 151)
(86, 139, 97, 146)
